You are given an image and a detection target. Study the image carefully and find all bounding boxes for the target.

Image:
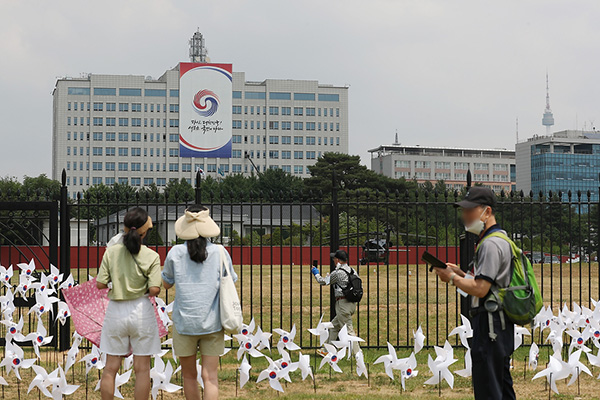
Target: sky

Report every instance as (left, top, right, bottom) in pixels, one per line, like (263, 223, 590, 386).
(1, 0, 600, 180)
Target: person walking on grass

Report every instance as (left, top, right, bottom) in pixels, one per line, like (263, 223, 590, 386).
(311, 249, 360, 356)
(96, 207, 162, 400)
(162, 205, 237, 400)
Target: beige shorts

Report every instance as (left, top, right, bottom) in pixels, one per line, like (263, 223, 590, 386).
(172, 327, 224, 357)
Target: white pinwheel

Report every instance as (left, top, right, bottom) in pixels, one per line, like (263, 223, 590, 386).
(413, 325, 426, 354)
(0, 265, 13, 289)
(239, 354, 252, 388)
(565, 349, 592, 386)
(397, 352, 418, 390)
(529, 342, 540, 370)
(332, 324, 364, 358)
(2, 315, 26, 342)
(234, 330, 264, 360)
(297, 352, 313, 380)
(150, 356, 182, 400)
(273, 349, 298, 380)
(319, 343, 346, 373)
(48, 264, 64, 288)
(17, 259, 36, 278)
(56, 301, 71, 326)
(28, 365, 52, 397)
(355, 350, 368, 378)
(273, 325, 301, 354)
(23, 317, 53, 358)
(0, 341, 36, 379)
(532, 353, 570, 394)
(374, 342, 402, 380)
(514, 325, 531, 351)
(448, 314, 472, 349)
(95, 369, 132, 399)
(256, 356, 290, 392)
(44, 366, 80, 400)
(79, 344, 105, 374)
(424, 341, 457, 389)
(308, 314, 334, 346)
(58, 274, 75, 291)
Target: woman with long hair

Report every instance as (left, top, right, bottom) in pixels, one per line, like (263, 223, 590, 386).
(97, 207, 162, 400)
(162, 205, 237, 400)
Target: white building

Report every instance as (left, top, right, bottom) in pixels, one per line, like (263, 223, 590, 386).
(369, 143, 516, 192)
(52, 35, 349, 198)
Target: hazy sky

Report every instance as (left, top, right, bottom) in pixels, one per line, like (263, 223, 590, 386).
(1, 0, 599, 179)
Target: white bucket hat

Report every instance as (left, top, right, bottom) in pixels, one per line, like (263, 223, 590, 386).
(174, 209, 220, 240)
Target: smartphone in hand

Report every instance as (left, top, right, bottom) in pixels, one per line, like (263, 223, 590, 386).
(421, 251, 447, 272)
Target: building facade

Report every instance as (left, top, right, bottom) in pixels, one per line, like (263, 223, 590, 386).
(516, 130, 600, 201)
(369, 144, 516, 192)
(52, 67, 349, 198)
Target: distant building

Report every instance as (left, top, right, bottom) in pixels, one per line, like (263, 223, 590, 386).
(51, 31, 349, 198)
(516, 130, 600, 200)
(369, 144, 516, 192)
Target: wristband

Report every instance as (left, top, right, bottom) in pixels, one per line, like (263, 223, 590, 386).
(449, 272, 456, 286)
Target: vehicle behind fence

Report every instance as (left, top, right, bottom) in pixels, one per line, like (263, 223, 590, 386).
(1, 170, 599, 350)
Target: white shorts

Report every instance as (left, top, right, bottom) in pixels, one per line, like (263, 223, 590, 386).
(100, 296, 161, 356)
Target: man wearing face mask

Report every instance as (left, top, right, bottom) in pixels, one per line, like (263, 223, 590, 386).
(433, 186, 515, 400)
(311, 249, 360, 355)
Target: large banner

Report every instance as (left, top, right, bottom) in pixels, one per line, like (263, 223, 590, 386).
(179, 63, 232, 158)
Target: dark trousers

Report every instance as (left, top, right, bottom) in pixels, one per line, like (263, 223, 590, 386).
(469, 311, 516, 400)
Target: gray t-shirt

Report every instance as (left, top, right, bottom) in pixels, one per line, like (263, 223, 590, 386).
(471, 229, 512, 308)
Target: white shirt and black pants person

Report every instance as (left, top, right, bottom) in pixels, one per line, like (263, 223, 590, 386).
(312, 250, 360, 354)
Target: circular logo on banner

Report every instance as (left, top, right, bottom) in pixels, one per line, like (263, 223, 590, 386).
(192, 89, 219, 117)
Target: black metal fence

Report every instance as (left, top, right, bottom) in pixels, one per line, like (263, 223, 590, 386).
(1, 170, 599, 350)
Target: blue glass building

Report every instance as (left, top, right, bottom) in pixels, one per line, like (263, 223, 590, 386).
(516, 130, 600, 202)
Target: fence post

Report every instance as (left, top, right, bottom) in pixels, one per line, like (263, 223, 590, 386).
(59, 169, 71, 351)
(330, 170, 340, 320)
(459, 170, 476, 319)
(195, 170, 202, 205)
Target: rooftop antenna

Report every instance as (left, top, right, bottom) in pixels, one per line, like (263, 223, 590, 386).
(541, 71, 555, 135)
(394, 129, 400, 145)
(189, 29, 208, 63)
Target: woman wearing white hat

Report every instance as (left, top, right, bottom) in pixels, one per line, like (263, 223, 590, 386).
(162, 205, 237, 400)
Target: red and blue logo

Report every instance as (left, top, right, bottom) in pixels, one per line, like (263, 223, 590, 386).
(192, 89, 219, 117)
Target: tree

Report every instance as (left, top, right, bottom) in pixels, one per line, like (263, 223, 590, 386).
(305, 152, 416, 195)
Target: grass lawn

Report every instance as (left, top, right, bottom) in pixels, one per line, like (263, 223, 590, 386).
(0, 262, 597, 398)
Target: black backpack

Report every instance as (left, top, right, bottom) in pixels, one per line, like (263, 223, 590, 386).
(341, 268, 363, 302)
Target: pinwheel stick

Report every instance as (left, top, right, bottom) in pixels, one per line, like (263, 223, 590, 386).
(367, 363, 370, 387)
(235, 368, 239, 397)
(438, 370, 441, 397)
(523, 355, 528, 379)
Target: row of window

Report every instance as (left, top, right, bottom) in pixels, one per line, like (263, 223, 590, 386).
(233, 91, 339, 102)
(68, 87, 179, 97)
(67, 87, 339, 103)
(67, 117, 175, 128)
(233, 120, 340, 131)
(67, 147, 169, 157)
(399, 171, 511, 182)
(233, 134, 340, 146)
(68, 102, 178, 113)
(398, 160, 512, 171)
(233, 105, 340, 117)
